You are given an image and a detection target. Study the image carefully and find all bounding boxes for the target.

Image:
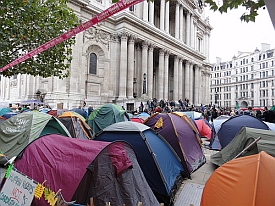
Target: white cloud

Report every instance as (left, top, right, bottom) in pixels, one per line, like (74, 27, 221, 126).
(205, 6, 275, 63)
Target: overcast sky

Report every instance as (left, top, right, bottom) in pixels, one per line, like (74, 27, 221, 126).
(205, 6, 275, 63)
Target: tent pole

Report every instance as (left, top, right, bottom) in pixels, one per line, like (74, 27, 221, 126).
(233, 137, 261, 159)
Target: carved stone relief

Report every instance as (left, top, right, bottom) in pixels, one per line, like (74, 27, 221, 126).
(84, 26, 110, 50)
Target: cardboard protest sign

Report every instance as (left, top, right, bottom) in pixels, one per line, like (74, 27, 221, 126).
(0, 168, 37, 206)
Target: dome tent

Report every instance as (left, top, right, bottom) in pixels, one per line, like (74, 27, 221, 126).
(95, 121, 184, 206)
(143, 112, 205, 175)
(87, 104, 130, 134)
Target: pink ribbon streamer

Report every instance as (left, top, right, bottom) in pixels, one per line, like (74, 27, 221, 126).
(0, 0, 144, 72)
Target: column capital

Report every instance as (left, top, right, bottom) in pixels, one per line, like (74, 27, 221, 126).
(110, 33, 120, 42)
(119, 31, 129, 41)
(174, 55, 179, 62)
(149, 44, 155, 51)
(142, 40, 149, 47)
(159, 48, 165, 55)
(128, 34, 137, 44)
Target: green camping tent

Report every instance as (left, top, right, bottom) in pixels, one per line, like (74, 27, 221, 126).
(210, 127, 275, 166)
(87, 104, 130, 134)
(0, 111, 71, 165)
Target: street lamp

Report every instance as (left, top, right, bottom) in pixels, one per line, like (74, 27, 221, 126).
(143, 73, 147, 94)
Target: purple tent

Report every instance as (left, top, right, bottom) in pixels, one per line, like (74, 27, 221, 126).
(14, 134, 109, 205)
(14, 134, 158, 206)
(143, 112, 206, 174)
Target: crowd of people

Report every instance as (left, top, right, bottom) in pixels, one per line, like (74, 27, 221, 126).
(136, 98, 275, 123)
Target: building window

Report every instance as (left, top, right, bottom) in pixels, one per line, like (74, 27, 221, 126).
(263, 54, 265, 59)
(198, 38, 201, 52)
(89, 53, 97, 75)
(251, 74, 254, 79)
(251, 65, 254, 71)
(266, 71, 268, 77)
(251, 57, 254, 62)
(259, 55, 261, 60)
(251, 83, 254, 89)
(251, 91, 254, 98)
(272, 61, 274, 67)
(129, 5, 134, 11)
(266, 62, 268, 68)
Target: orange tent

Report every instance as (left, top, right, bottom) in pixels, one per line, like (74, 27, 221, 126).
(201, 151, 275, 206)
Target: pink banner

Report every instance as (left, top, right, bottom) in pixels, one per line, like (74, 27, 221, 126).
(0, 0, 144, 73)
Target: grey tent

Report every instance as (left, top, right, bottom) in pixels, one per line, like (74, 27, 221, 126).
(72, 141, 160, 206)
(210, 127, 275, 166)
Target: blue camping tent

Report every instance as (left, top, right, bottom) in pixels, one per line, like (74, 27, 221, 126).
(0, 108, 11, 116)
(2, 112, 17, 119)
(95, 121, 184, 206)
(216, 115, 270, 149)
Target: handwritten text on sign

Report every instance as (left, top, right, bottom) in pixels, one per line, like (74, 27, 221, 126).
(0, 0, 144, 72)
(0, 169, 37, 206)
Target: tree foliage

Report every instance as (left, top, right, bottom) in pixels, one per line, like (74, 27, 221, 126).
(205, 0, 266, 22)
(0, 0, 78, 79)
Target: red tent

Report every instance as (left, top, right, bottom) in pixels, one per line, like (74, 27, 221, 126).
(131, 117, 144, 123)
(194, 119, 212, 140)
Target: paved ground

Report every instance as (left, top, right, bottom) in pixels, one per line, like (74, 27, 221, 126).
(174, 138, 219, 206)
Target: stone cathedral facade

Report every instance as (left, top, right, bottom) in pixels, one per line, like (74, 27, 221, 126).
(0, 0, 212, 110)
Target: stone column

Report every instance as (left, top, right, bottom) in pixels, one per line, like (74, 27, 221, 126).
(149, 1, 154, 24)
(143, 1, 148, 21)
(194, 20, 197, 50)
(194, 65, 200, 106)
(191, 16, 194, 49)
(148, 45, 154, 99)
(136, 44, 142, 97)
(7, 78, 10, 99)
(127, 36, 135, 99)
(141, 41, 148, 95)
(17, 74, 21, 99)
(164, 51, 169, 100)
(184, 60, 190, 100)
(178, 58, 183, 100)
(173, 56, 179, 100)
(186, 11, 191, 46)
(175, 1, 180, 39)
(158, 49, 165, 100)
(160, 0, 165, 31)
(206, 32, 210, 61)
(179, 5, 183, 42)
(189, 62, 194, 104)
(206, 72, 210, 104)
(165, 1, 170, 33)
(119, 33, 128, 98)
(136, 2, 142, 19)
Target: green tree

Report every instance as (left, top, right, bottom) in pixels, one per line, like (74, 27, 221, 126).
(205, 0, 266, 22)
(0, 0, 78, 79)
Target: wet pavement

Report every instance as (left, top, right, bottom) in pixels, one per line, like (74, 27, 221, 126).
(174, 138, 219, 206)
